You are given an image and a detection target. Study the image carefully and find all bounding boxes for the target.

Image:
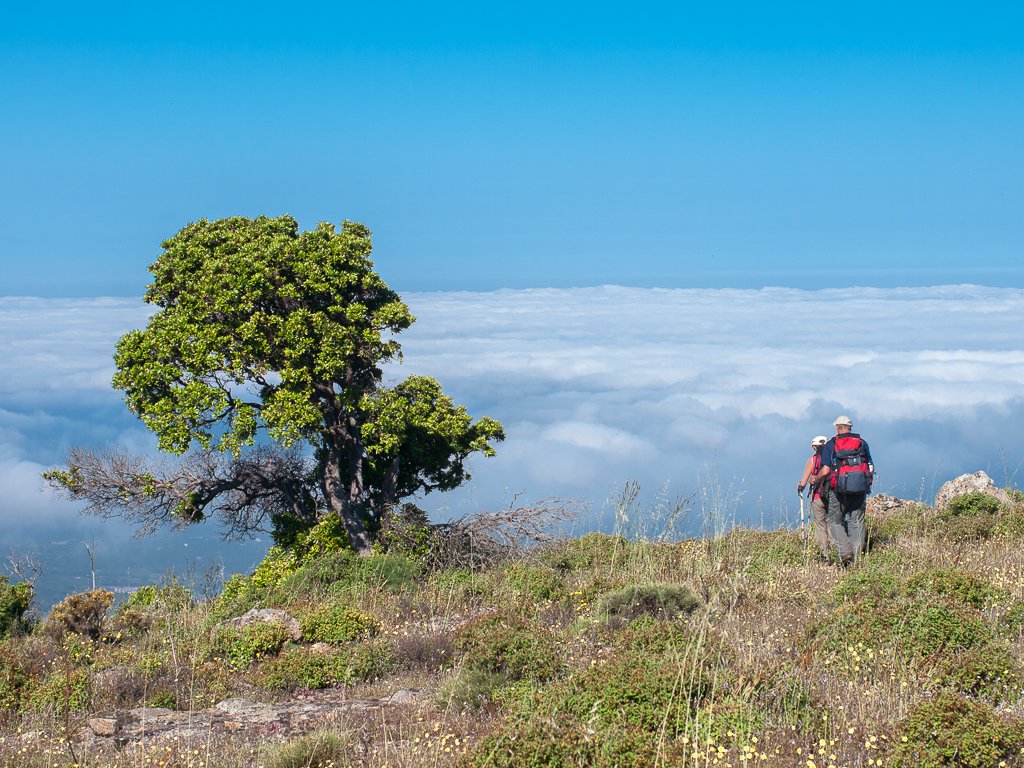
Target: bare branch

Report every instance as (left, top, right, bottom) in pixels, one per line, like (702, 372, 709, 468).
(427, 495, 586, 569)
(5, 549, 46, 588)
(44, 445, 322, 540)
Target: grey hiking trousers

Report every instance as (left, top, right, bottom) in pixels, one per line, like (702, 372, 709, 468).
(811, 496, 832, 558)
(827, 489, 867, 566)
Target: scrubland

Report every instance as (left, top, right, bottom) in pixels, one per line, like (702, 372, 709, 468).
(3, 490, 1024, 767)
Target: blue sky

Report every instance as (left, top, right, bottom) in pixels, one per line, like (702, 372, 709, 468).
(2, 2, 1022, 295)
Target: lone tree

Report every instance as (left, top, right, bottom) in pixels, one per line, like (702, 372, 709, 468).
(45, 215, 504, 553)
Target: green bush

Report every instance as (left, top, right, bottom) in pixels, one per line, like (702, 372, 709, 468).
(0, 576, 32, 638)
(214, 515, 353, 618)
(257, 643, 392, 691)
(299, 604, 379, 645)
(0, 643, 35, 711)
(373, 503, 435, 563)
(907, 568, 1007, 609)
(29, 668, 90, 714)
(120, 583, 194, 613)
(436, 669, 507, 710)
(809, 593, 992, 660)
(889, 692, 1024, 767)
(212, 622, 290, 669)
(541, 532, 632, 571)
(695, 695, 765, 749)
(939, 641, 1024, 702)
(462, 712, 684, 768)
(945, 492, 1002, 517)
(542, 652, 709, 734)
(998, 600, 1024, 637)
(595, 583, 700, 622)
(48, 590, 113, 639)
(267, 730, 354, 768)
(454, 612, 563, 682)
(617, 618, 734, 669)
(504, 563, 565, 601)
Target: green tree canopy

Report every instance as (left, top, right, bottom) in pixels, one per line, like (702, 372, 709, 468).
(46, 215, 503, 553)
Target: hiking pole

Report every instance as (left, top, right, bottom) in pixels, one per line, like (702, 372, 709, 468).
(799, 487, 807, 551)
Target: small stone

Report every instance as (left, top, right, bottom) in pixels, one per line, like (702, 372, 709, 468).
(89, 717, 119, 737)
(387, 689, 419, 705)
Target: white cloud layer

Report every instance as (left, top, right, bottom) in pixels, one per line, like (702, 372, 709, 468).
(3, 286, 1024, 539)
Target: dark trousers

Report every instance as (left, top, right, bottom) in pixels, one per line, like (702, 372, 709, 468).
(827, 489, 867, 566)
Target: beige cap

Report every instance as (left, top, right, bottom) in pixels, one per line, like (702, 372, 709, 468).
(812, 435, 827, 446)
(833, 415, 853, 427)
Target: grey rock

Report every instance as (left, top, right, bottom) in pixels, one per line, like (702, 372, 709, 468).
(88, 717, 119, 737)
(214, 698, 270, 715)
(214, 608, 302, 642)
(934, 471, 1013, 510)
(387, 689, 419, 705)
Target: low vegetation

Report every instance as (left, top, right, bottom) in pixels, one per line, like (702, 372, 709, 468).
(4, 489, 1024, 767)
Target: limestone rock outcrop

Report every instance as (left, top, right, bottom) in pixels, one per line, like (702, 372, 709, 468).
(213, 608, 302, 642)
(934, 471, 1013, 511)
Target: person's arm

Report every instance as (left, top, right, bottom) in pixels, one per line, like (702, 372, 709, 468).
(798, 456, 814, 493)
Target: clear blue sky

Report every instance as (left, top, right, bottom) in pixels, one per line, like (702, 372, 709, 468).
(2, 2, 1021, 296)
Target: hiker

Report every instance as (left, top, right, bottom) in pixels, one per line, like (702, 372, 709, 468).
(810, 416, 874, 566)
(798, 435, 832, 559)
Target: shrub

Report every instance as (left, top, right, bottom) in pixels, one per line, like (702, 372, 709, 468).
(267, 730, 353, 768)
(934, 643, 1024, 703)
(907, 568, 1007, 610)
(48, 589, 113, 639)
(889, 692, 1024, 767)
(373, 502, 435, 563)
(808, 593, 993, 661)
(617, 618, 734, 669)
(998, 601, 1024, 637)
(541, 652, 709, 734)
(212, 622, 290, 668)
(257, 643, 392, 691)
(0, 643, 35, 711)
(215, 515, 353, 618)
(0, 576, 33, 638)
(120, 583, 193, 613)
(504, 563, 565, 601)
(833, 552, 909, 608)
(392, 632, 455, 670)
(454, 612, 563, 682)
(945, 492, 1002, 517)
(299, 604, 379, 645)
(596, 583, 700, 622)
(540, 532, 632, 571)
(695, 695, 765, 749)
(462, 712, 683, 768)
(29, 668, 90, 714)
(437, 669, 507, 710)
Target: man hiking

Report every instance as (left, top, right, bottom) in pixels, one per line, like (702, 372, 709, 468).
(809, 416, 874, 567)
(798, 435, 832, 559)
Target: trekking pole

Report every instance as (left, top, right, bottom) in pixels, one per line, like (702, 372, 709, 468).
(799, 487, 807, 551)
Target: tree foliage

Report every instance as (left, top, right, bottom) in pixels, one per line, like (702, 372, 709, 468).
(45, 215, 504, 552)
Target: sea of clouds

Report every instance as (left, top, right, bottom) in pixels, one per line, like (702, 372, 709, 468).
(3, 286, 1024, 574)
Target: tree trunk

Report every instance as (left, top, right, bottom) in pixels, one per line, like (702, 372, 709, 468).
(320, 444, 373, 555)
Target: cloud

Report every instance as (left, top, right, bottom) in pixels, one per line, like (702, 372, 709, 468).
(3, 286, 1024, 539)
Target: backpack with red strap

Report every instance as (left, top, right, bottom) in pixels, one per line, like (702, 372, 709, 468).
(830, 433, 872, 495)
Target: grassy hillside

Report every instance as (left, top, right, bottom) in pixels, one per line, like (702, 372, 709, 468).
(3, 490, 1024, 767)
